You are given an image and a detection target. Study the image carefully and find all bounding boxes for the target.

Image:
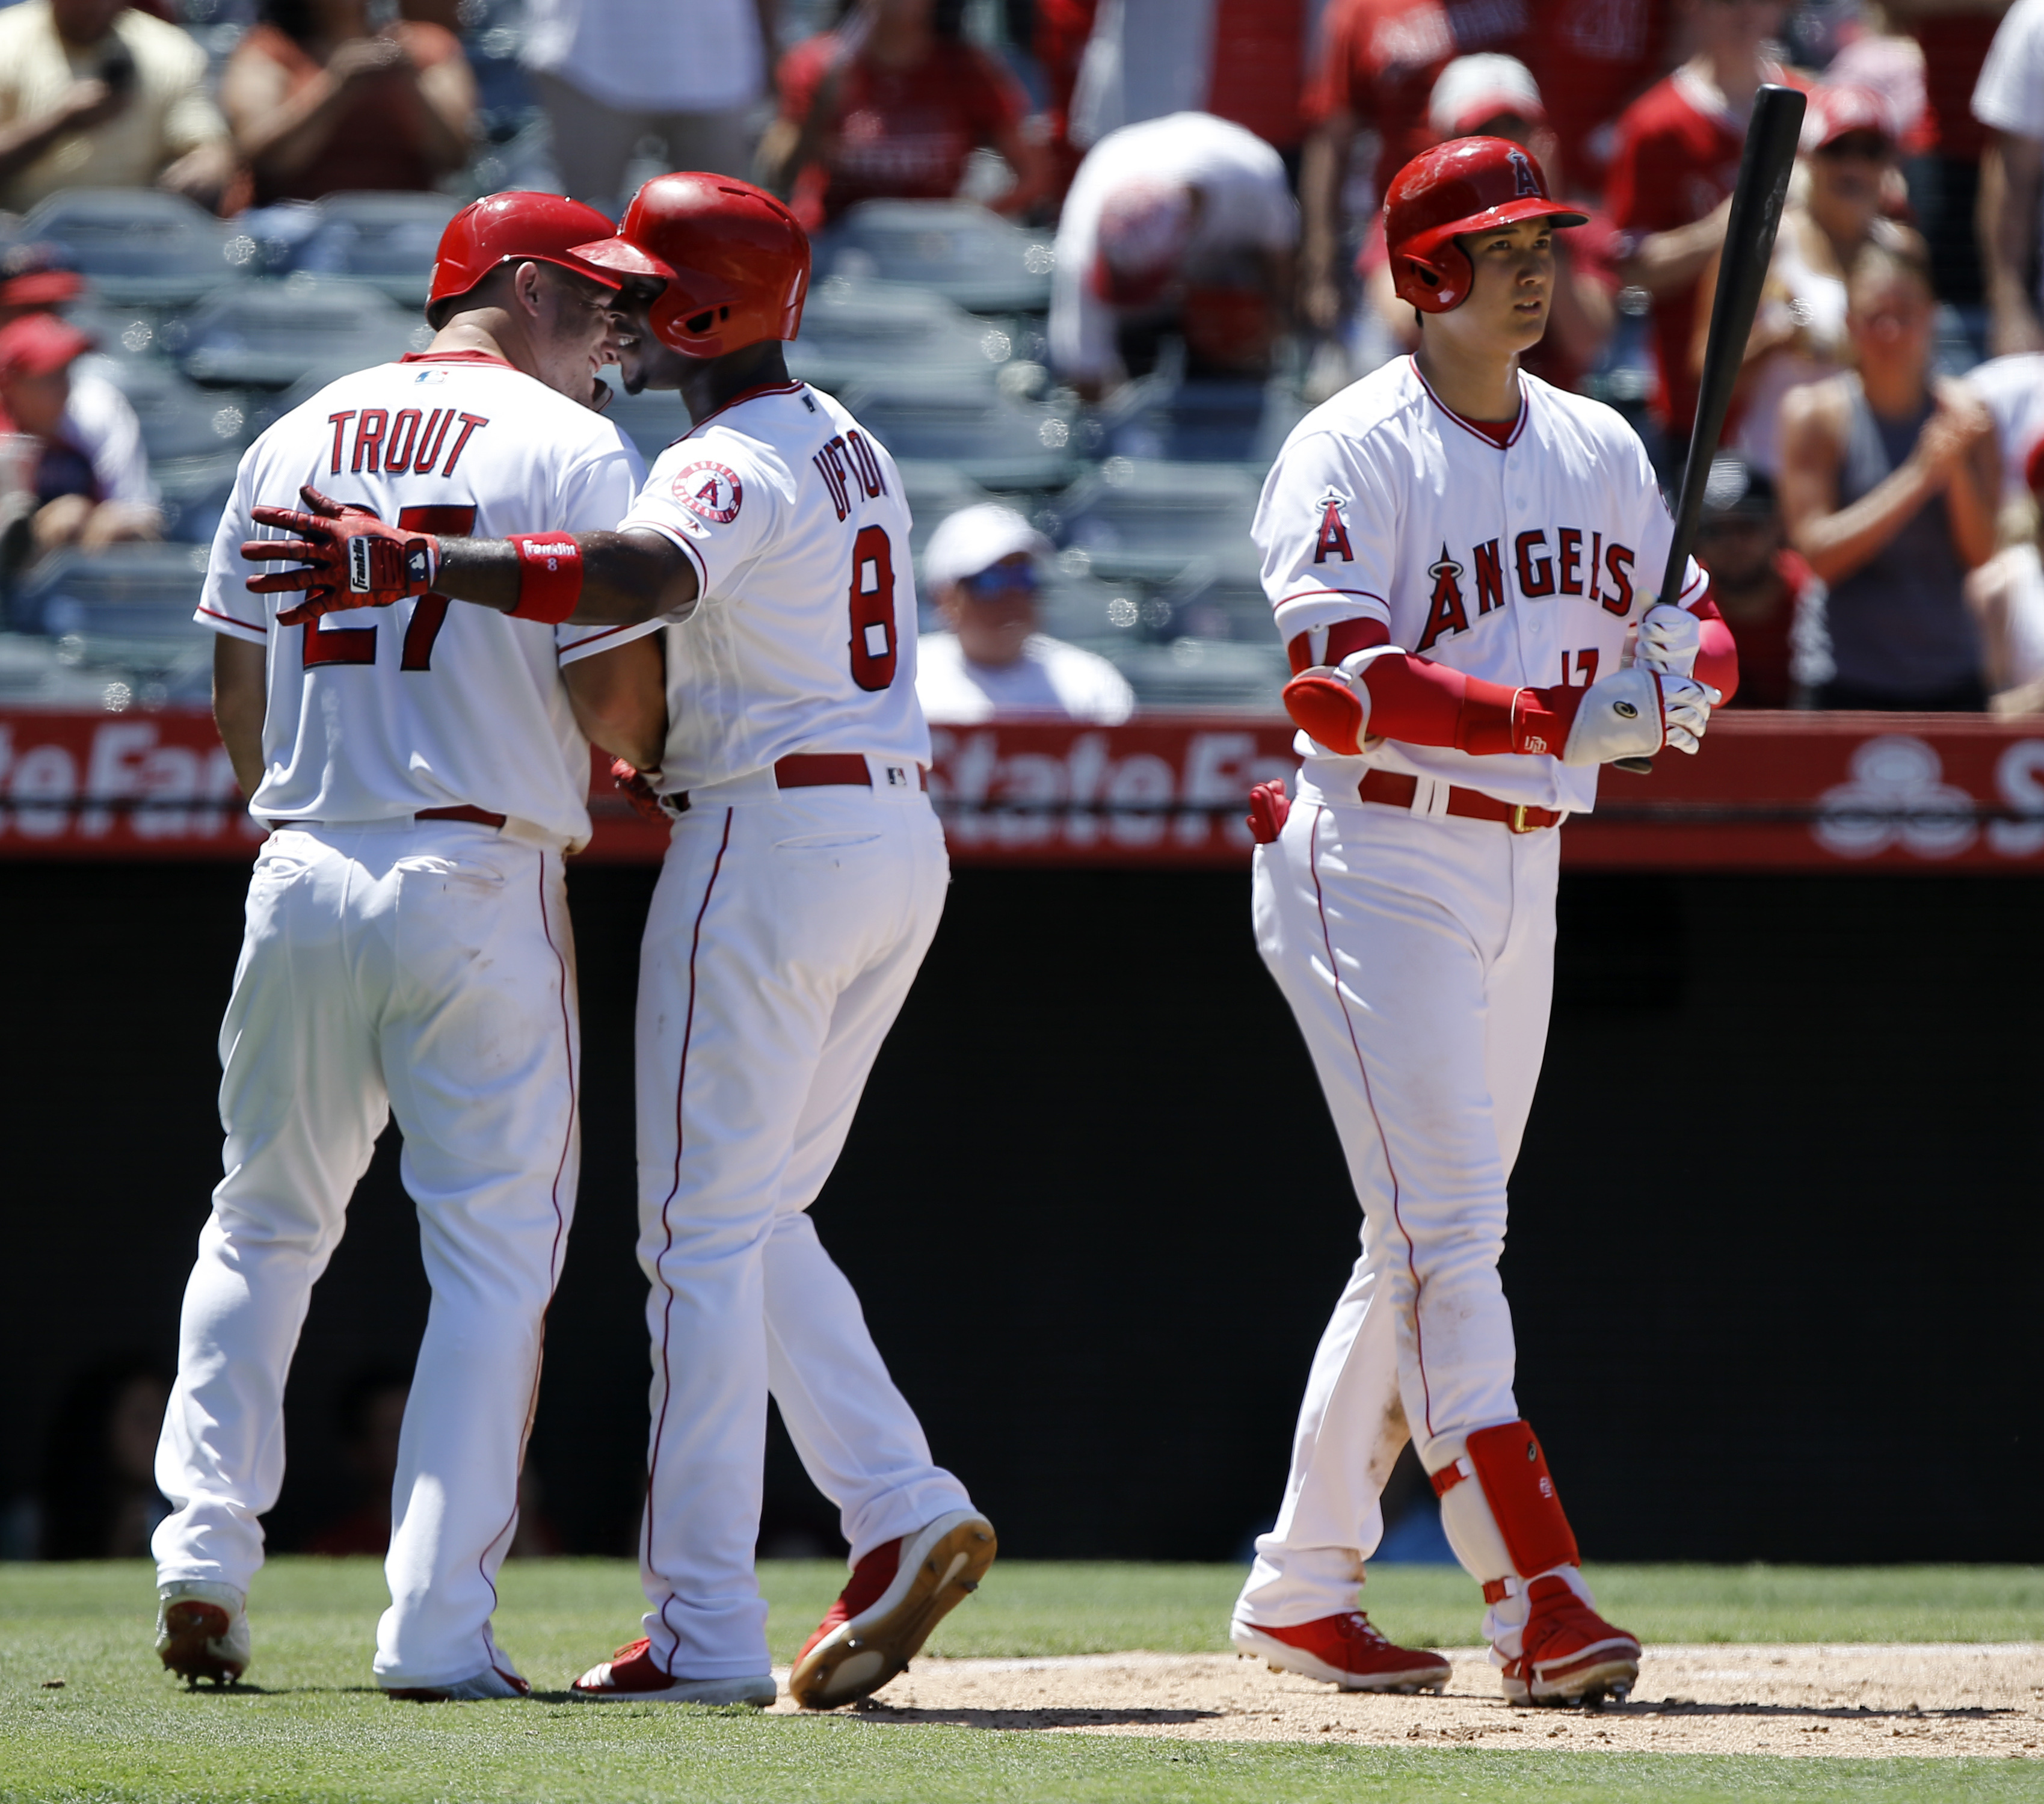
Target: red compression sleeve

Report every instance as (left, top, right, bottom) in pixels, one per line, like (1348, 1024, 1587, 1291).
(1283, 622, 1585, 757)
(1690, 594, 1739, 703)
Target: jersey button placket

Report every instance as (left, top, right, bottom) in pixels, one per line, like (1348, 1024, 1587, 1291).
(1504, 440, 1543, 676)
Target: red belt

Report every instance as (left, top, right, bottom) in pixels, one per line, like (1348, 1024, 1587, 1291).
(1356, 769, 1561, 834)
(775, 754, 926, 791)
(267, 804, 508, 830)
(671, 755, 928, 813)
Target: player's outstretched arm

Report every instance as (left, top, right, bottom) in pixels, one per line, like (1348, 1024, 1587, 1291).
(242, 486, 698, 629)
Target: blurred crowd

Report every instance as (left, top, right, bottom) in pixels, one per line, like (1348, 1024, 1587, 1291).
(3, 0, 2044, 722)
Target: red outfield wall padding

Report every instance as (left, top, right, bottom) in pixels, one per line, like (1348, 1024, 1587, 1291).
(3, 707, 2043, 872)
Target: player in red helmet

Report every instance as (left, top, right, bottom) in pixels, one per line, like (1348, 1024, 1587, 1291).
(155, 188, 668, 1699)
(242, 173, 997, 1713)
(1228, 137, 1738, 1704)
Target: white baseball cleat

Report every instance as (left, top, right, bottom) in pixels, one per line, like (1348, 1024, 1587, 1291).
(156, 1581, 250, 1687)
(788, 1509, 997, 1710)
(570, 1639, 777, 1707)
(1231, 1612, 1451, 1693)
(384, 1663, 532, 1702)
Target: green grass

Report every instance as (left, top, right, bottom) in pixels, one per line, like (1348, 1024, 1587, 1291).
(0, 1560, 2037, 1803)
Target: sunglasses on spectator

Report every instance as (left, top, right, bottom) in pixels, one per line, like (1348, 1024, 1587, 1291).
(958, 562, 1039, 598)
(1817, 131, 1889, 161)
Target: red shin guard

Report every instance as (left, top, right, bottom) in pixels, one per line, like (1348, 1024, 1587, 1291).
(1435, 1420, 1580, 1580)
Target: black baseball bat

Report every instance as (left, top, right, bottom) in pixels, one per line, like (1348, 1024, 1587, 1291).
(1611, 81, 1806, 774)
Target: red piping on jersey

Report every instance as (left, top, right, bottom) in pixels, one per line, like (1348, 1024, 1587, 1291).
(198, 603, 265, 634)
(399, 349, 516, 368)
(1409, 357, 1528, 450)
(681, 380, 807, 440)
(472, 855, 578, 1631)
(647, 807, 734, 1673)
(1308, 805, 1436, 1438)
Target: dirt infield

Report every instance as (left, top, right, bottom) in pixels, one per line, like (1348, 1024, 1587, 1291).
(774, 1645, 2044, 1758)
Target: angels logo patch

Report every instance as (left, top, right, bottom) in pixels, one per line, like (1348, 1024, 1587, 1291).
(674, 460, 742, 524)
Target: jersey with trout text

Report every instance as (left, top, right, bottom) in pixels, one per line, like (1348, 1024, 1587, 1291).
(198, 351, 645, 849)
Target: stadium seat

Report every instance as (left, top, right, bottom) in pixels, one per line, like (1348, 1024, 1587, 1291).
(295, 192, 463, 307)
(828, 371, 1077, 490)
(13, 543, 213, 644)
(1098, 374, 1309, 465)
(789, 277, 1018, 393)
(0, 630, 134, 706)
(822, 201, 1054, 314)
(170, 276, 429, 387)
(1045, 458, 1264, 583)
(20, 189, 249, 306)
(1098, 636, 1289, 711)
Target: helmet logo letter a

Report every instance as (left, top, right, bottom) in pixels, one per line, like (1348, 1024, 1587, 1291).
(1509, 149, 1539, 197)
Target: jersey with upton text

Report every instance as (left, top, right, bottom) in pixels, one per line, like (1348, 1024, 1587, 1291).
(617, 379, 930, 795)
(1255, 356, 1707, 815)
(197, 351, 645, 848)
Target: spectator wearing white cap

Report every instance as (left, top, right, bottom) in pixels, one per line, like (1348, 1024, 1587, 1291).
(1691, 84, 1921, 480)
(1048, 111, 1297, 402)
(915, 503, 1135, 725)
(1355, 57, 1616, 393)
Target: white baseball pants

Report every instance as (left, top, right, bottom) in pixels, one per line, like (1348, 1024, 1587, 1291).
(1236, 789, 1559, 1628)
(634, 786, 974, 1678)
(152, 820, 579, 1689)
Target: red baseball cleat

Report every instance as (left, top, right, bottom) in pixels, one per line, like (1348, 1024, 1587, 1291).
(789, 1510, 997, 1709)
(570, 1637, 776, 1707)
(1231, 1611, 1451, 1693)
(1498, 1574, 1640, 1704)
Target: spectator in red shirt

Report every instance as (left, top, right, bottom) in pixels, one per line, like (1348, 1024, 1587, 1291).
(1692, 454, 1826, 706)
(1297, 0, 1529, 334)
(1353, 55, 1618, 390)
(1607, 0, 1797, 450)
(762, 0, 1052, 232)
(1526, 0, 1672, 200)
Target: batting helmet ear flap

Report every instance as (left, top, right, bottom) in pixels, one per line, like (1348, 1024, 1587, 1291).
(1396, 239, 1476, 315)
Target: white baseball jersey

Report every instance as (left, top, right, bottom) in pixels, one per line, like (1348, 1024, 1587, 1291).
(198, 351, 646, 848)
(1255, 356, 1706, 815)
(615, 379, 930, 796)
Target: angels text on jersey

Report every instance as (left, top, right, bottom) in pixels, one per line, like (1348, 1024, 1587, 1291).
(1310, 488, 1644, 655)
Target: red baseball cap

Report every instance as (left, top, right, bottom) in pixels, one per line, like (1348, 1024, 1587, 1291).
(1802, 84, 1894, 155)
(0, 312, 94, 378)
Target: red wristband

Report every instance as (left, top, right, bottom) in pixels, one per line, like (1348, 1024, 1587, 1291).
(1505, 685, 1586, 757)
(508, 533, 583, 623)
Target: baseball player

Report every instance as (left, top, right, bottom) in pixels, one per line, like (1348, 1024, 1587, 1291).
(244, 174, 996, 1712)
(154, 192, 670, 1700)
(1230, 138, 1738, 1704)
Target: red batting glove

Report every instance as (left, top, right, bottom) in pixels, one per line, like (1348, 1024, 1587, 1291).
(610, 758, 667, 822)
(243, 486, 441, 626)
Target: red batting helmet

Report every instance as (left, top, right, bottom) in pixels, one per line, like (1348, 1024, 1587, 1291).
(574, 173, 808, 359)
(1384, 137, 1586, 314)
(426, 191, 671, 324)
